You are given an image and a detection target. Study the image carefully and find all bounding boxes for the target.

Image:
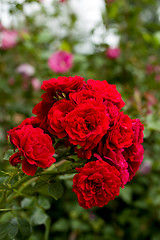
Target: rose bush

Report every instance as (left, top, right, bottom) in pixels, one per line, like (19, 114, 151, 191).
(6, 76, 144, 208)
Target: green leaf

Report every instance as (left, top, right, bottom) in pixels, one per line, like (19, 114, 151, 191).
(38, 195, 51, 210)
(31, 207, 48, 225)
(119, 186, 132, 204)
(147, 121, 160, 132)
(21, 198, 35, 209)
(0, 220, 18, 240)
(52, 218, 70, 232)
(48, 181, 64, 200)
(60, 41, 71, 52)
(3, 150, 15, 161)
(17, 217, 32, 238)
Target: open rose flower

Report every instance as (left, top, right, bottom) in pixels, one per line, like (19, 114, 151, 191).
(123, 144, 144, 181)
(32, 93, 56, 131)
(64, 101, 110, 150)
(86, 79, 125, 109)
(104, 100, 119, 125)
(69, 89, 103, 105)
(73, 159, 121, 209)
(122, 118, 144, 181)
(48, 50, 73, 73)
(48, 99, 75, 138)
(106, 112, 134, 149)
(41, 75, 84, 96)
(101, 150, 129, 187)
(131, 119, 144, 144)
(8, 125, 56, 176)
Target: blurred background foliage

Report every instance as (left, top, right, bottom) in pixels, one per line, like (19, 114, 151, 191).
(0, 0, 160, 239)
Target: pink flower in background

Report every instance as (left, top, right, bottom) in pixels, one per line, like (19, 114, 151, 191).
(0, 30, 18, 49)
(16, 63, 35, 77)
(31, 78, 41, 91)
(60, 0, 67, 2)
(48, 51, 73, 73)
(139, 160, 152, 175)
(154, 65, 160, 73)
(155, 75, 160, 82)
(146, 64, 154, 75)
(106, 47, 121, 59)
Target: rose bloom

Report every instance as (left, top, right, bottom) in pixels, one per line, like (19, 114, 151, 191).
(8, 125, 56, 176)
(32, 92, 56, 132)
(64, 101, 110, 150)
(97, 145, 129, 187)
(72, 159, 121, 209)
(122, 118, 144, 181)
(41, 75, 84, 98)
(104, 100, 119, 125)
(16, 63, 35, 77)
(155, 75, 160, 82)
(0, 30, 18, 49)
(48, 99, 75, 138)
(48, 51, 73, 73)
(69, 89, 103, 105)
(123, 144, 144, 181)
(146, 64, 155, 75)
(86, 79, 125, 109)
(106, 112, 134, 149)
(104, 150, 129, 187)
(131, 119, 144, 145)
(106, 47, 121, 59)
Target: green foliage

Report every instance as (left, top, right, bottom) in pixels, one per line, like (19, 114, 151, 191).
(48, 181, 64, 200)
(3, 150, 15, 161)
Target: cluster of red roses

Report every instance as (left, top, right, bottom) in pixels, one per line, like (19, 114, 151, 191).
(8, 76, 144, 209)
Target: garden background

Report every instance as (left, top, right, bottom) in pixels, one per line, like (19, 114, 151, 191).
(0, 0, 160, 239)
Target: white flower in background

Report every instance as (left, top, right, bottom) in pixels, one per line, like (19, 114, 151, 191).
(16, 63, 35, 77)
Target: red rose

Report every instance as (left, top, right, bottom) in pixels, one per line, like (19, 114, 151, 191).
(75, 147, 92, 160)
(121, 119, 144, 181)
(64, 101, 110, 150)
(86, 79, 125, 109)
(101, 149, 129, 187)
(32, 93, 56, 131)
(9, 152, 22, 166)
(131, 119, 144, 144)
(41, 75, 84, 95)
(104, 100, 119, 125)
(8, 125, 56, 176)
(106, 112, 134, 149)
(69, 89, 103, 105)
(123, 144, 144, 181)
(72, 159, 121, 209)
(7, 117, 40, 140)
(48, 99, 75, 138)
